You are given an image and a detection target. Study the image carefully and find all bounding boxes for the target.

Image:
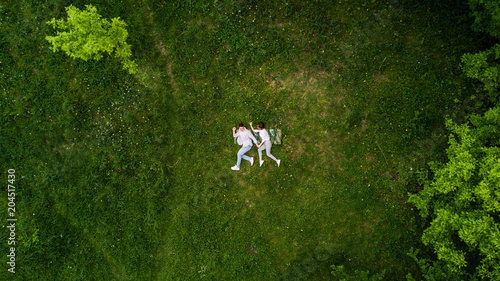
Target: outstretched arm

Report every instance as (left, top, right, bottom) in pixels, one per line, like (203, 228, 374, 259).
(249, 122, 255, 132)
(249, 122, 261, 146)
(232, 127, 237, 137)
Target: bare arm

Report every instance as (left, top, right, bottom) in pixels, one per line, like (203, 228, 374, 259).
(232, 127, 237, 137)
(249, 122, 255, 132)
(249, 123, 262, 146)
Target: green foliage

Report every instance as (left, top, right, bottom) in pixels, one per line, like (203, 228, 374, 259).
(406, 248, 469, 281)
(469, 0, 500, 38)
(462, 0, 500, 104)
(409, 107, 500, 279)
(462, 44, 500, 101)
(46, 4, 137, 74)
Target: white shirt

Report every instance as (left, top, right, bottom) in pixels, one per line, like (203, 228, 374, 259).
(254, 129, 270, 141)
(234, 129, 257, 147)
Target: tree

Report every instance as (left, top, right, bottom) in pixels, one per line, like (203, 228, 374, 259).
(46, 4, 138, 74)
(462, 0, 500, 103)
(468, 0, 500, 38)
(408, 107, 500, 280)
(462, 44, 500, 102)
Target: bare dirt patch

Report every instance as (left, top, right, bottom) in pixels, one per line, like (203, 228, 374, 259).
(166, 63, 179, 92)
(373, 72, 390, 83)
(366, 152, 376, 163)
(245, 198, 255, 208)
(144, 5, 178, 92)
(360, 119, 369, 133)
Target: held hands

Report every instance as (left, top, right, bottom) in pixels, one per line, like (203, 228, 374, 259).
(249, 122, 253, 126)
(232, 127, 236, 131)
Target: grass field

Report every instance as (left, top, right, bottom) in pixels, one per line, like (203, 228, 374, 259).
(0, 0, 488, 280)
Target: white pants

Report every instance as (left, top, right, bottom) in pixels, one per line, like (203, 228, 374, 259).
(258, 140, 277, 161)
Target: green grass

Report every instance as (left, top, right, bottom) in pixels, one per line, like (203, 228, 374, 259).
(0, 0, 488, 280)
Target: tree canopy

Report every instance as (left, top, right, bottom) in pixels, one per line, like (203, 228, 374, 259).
(45, 4, 137, 74)
(462, 43, 500, 102)
(462, 0, 500, 103)
(469, 0, 500, 38)
(409, 107, 500, 279)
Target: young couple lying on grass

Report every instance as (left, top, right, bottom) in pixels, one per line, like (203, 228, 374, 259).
(231, 122, 281, 171)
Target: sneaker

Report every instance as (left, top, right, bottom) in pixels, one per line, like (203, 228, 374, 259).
(250, 157, 254, 166)
(259, 160, 264, 167)
(277, 160, 281, 167)
(231, 166, 240, 171)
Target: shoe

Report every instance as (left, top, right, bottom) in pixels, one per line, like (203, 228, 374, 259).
(259, 160, 264, 167)
(231, 166, 240, 171)
(250, 157, 254, 166)
(277, 160, 281, 167)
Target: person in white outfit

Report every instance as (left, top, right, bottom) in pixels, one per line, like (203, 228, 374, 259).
(232, 123, 258, 171)
(250, 122, 281, 167)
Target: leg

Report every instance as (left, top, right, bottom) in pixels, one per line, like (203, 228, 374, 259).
(258, 143, 266, 160)
(236, 146, 252, 167)
(265, 140, 277, 161)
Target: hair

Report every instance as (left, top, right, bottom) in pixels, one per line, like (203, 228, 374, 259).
(257, 122, 265, 129)
(238, 123, 245, 128)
